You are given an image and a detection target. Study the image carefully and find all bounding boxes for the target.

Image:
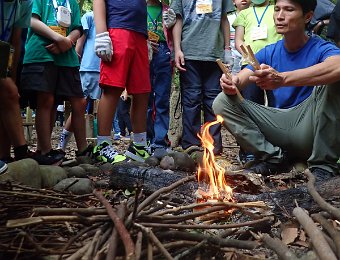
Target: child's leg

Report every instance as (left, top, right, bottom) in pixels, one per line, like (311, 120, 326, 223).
(69, 97, 87, 152)
(58, 114, 74, 151)
(97, 88, 122, 140)
(131, 93, 149, 144)
(36, 91, 55, 154)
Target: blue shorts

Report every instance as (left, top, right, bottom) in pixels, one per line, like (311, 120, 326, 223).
(80, 71, 101, 100)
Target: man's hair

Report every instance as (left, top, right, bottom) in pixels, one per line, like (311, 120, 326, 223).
(275, 0, 317, 14)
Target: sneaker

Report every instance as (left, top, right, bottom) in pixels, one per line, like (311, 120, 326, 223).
(114, 133, 121, 140)
(247, 160, 292, 176)
(0, 160, 8, 175)
(57, 131, 73, 151)
(310, 168, 335, 183)
(93, 141, 127, 164)
(238, 150, 256, 168)
(125, 142, 151, 162)
(32, 149, 65, 165)
(76, 144, 94, 157)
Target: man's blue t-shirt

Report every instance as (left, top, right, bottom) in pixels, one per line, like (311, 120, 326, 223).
(79, 12, 100, 72)
(246, 36, 340, 108)
(106, 0, 147, 38)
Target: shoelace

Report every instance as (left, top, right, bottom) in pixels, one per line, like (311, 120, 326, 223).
(100, 146, 119, 160)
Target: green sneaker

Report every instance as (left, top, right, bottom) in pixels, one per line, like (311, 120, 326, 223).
(125, 142, 151, 162)
(93, 141, 127, 164)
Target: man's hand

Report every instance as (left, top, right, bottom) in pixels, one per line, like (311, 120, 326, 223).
(95, 32, 113, 62)
(224, 49, 234, 68)
(220, 74, 240, 95)
(249, 64, 284, 90)
(175, 49, 186, 71)
(163, 8, 176, 29)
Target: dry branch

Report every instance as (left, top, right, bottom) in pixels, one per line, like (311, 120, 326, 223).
(260, 233, 298, 260)
(93, 190, 135, 259)
(293, 207, 337, 260)
(305, 170, 340, 220)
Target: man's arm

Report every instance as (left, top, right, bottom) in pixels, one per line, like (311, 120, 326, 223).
(282, 56, 340, 86)
(251, 56, 340, 90)
(75, 33, 86, 58)
(93, 0, 107, 34)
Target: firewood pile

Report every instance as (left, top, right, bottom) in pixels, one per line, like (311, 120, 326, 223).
(0, 170, 340, 259)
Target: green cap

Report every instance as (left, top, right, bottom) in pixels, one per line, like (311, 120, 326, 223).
(251, 0, 266, 4)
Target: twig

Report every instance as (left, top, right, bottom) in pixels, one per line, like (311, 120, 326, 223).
(312, 213, 340, 258)
(6, 215, 109, 227)
(305, 170, 340, 220)
(151, 201, 267, 216)
(34, 207, 107, 216)
(0, 190, 85, 207)
(147, 237, 153, 260)
(216, 59, 244, 101)
(293, 207, 337, 260)
(106, 203, 127, 260)
(134, 223, 174, 260)
(138, 216, 271, 229)
(260, 233, 298, 260)
(62, 179, 79, 192)
(93, 189, 135, 259)
(135, 231, 143, 260)
(132, 184, 143, 221)
(173, 239, 207, 260)
(66, 243, 91, 260)
(82, 228, 102, 260)
(127, 175, 196, 225)
(157, 231, 259, 250)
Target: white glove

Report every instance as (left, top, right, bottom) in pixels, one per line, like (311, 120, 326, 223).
(224, 49, 234, 68)
(163, 8, 176, 29)
(94, 32, 113, 62)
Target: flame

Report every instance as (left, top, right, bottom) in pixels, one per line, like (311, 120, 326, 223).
(197, 115, 233, 201)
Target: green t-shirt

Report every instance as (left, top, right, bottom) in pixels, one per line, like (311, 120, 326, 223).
(147, 5, 165, 42)
(233, 5, 282, 56)
(24, 0, 82, 67)
(171, 0, 234, 61)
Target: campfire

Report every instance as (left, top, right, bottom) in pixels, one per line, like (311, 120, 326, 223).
(197, 115, 233, 202)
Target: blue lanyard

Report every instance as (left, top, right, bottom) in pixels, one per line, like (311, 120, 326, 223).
(253, 5, 269, 27)
(147, 9, 162, 31)
(0, 0, 18, 41)
(50, 0, 68, 22)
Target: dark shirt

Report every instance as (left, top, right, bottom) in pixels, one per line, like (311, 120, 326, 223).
(106, 0, 147, 37)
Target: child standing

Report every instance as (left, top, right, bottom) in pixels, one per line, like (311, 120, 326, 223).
(146, 0, 175, 153)
(21, 0, 88, 164)
(93, 0, 151, 163)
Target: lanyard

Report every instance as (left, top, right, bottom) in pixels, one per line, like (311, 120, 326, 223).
(253, 5, 269, 27)
(0, 0, 18, 41)
(147, 8, 162, 31)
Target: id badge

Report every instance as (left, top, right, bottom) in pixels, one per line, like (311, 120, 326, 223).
(148, 31, 160, 43)
(250, 25, 268, 41)
(56, 6, 71, 28)
(49, 26, 67, 37)
(196, 0, 213, 14)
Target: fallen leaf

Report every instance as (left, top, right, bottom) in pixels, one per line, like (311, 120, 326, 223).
(281, 224, 298, 244)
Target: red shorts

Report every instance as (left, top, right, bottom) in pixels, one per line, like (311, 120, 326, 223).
(99, 28, 151, 94)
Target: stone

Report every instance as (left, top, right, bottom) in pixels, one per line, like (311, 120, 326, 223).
(145, 156, 160, 167)
(0, 159, 41, 188)
(61, 159, 79, 167)
(65, 166, 87, 178)
(54, 178, 94, 195)
(95, 179, 109, 189)
(99, 163, 115, 174)
(76, 156, 94, 165)
(40, 165, 68, 188)
(79, 164, 102, 176)
(160, 155, 175, 170)
(168, 151, 196, 172)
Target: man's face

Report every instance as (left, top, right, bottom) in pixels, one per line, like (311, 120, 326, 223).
(274, 0, 312, 35)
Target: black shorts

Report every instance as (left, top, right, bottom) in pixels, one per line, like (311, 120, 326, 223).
(21, 62, 84, 108)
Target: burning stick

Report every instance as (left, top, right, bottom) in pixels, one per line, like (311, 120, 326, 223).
(239, 44, 261, 70)
(216, 59, 244, 101)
